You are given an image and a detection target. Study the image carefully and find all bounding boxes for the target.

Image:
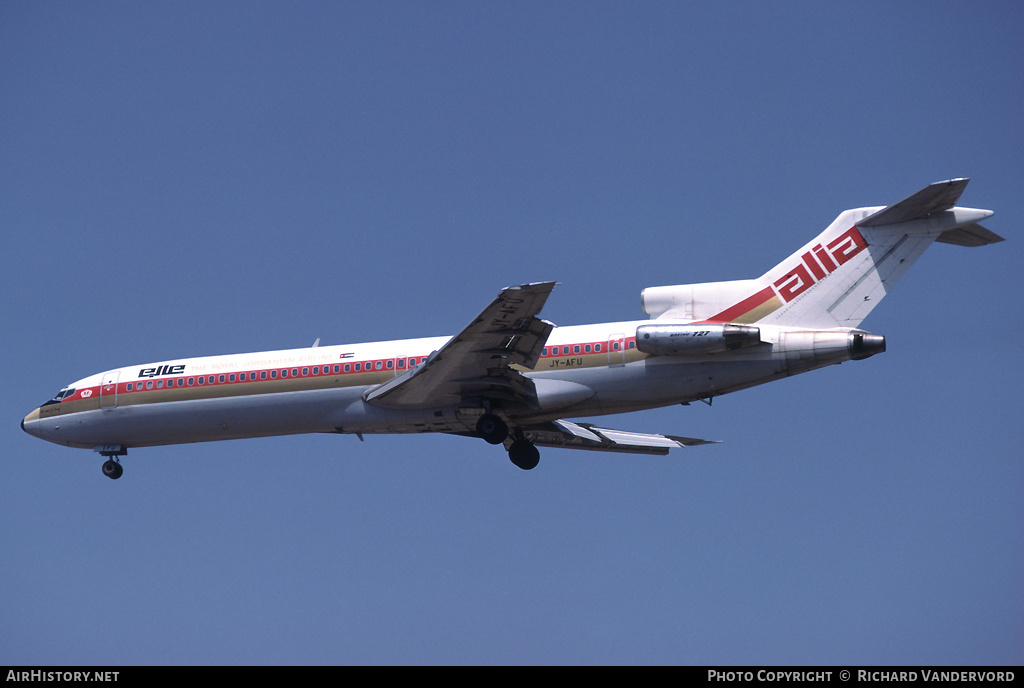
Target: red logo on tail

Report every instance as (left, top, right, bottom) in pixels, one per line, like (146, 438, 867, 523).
(773, 227, 867, 303)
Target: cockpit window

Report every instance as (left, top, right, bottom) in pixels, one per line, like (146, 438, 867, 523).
(43, 387, 76, 405)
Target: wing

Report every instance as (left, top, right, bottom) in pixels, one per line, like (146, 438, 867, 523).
(363, 282, 556, 409)
(511, 419, 718, 455)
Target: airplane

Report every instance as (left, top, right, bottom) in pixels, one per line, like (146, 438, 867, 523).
(22, 179, 1002, 478)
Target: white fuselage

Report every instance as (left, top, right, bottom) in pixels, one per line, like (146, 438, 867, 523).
(20, 179, 998, 475)
(21, 320, 868, 451)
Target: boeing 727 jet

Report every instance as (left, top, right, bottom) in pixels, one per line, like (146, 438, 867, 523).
(22, 179, 1002, 478)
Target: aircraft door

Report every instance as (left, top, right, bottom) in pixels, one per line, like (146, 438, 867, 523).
(99, 370, 120, 408)
(608, 333, 625, 367)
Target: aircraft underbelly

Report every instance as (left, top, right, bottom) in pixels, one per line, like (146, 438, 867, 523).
(33, 388, 365, 449)
(528, 356, 786, 418)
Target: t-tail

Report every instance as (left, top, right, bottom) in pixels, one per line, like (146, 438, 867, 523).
(641, 179, 1002, 330)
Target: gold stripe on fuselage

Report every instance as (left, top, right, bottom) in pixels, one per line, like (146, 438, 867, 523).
(33, 335, 646, 418)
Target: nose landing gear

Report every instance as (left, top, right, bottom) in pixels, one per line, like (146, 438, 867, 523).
(95, 445, 127, 480)
(101, 458, 123, 480)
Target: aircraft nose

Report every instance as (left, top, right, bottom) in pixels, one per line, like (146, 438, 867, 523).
(22, 408, 43, 439)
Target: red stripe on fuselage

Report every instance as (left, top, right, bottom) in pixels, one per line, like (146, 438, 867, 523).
(57, 336, 641, 406)
(701, 286, 776, 323)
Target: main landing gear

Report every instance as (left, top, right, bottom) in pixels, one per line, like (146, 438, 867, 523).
(95, 445, 127, 480)
(476, 413, 508, 445)
(507, 439, 540, 471)
(476, 413, 540, 471)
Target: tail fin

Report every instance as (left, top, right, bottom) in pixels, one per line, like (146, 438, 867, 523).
(641, 179, 1002, 329)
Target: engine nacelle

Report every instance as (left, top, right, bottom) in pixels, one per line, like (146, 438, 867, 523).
(635, 323, 762, 356)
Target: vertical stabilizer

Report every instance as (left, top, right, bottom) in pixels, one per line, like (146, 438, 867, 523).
(643, 179, 1000, 328)
(752, 179, 998, 328)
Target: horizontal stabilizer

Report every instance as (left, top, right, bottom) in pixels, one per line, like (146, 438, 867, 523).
(936, 223, 1005, 247)
(511, 419, 718, 455)
(859, 178, 970, 226)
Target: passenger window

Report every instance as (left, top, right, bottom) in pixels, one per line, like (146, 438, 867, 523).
(219, 375, 225, 383)
(344, 364, 351, 372)
(574, 345, 580, 353)
(375, 361, 382, 370)
(146, 381, 154, 389)
(292, 369, 298, 377)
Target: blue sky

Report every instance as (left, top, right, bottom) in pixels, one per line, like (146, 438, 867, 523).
(2, 1, 1021, 665)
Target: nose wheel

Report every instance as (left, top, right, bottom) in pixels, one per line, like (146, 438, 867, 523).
(101, 459, 123, 480)
(95, 445, 127, 480)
